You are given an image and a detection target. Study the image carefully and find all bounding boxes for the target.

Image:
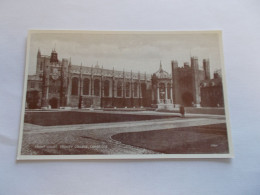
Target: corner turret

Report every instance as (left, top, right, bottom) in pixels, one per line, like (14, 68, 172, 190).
(50, 49, 58, 63)
(191, 56, 198, 70)
(37, 49, 41, 58)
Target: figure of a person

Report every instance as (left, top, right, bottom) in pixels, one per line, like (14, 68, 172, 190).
(180, 105, 185, 118)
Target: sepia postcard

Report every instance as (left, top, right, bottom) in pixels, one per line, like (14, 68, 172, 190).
(17, 30, 233, 160)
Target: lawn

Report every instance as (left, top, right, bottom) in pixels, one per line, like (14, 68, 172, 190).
(112, 123, 229, 154)
(24, 111, 177, 126)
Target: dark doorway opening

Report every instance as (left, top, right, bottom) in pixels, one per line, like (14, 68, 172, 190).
(49, 97, 59, 108)
(182, 92, 193, 106)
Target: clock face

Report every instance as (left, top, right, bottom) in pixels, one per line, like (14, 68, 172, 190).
(52, 68, 59, 80)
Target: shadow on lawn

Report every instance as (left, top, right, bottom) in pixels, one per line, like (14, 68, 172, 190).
(112, 123, 229, 154)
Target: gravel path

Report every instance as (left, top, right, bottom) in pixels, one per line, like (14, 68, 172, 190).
(21, 116, 226, 155)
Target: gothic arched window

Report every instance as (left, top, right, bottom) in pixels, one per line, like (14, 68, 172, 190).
(141, 83, 146, 98)
(126, 82, 130, 97)
(94, 79, 100, 96)
(104, 80, 110, 97)
(134, 82, 138, 97)
(71, 77, 79, 95)
(117, 81, 122, 97)
(83, 78, 89, 95)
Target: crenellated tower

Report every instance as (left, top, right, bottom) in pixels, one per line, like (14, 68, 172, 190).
(171, 60, 178, 107)
(60, 58, 69, 107)
(36, 49, 43, 76)
(41, 56, 50, 108)
(191, 56, 200, 107)
(50, 49, 58, 63)
(203, 59, 210, 80)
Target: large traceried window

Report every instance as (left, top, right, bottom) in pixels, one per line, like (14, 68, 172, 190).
(94, 79, 100, 96)
(141, 83, 146, 98)
(125, 82, 130, 97)
(83, 78, 90, 95)
(117, 81, 122, 97)
(71, 77, 78, 95)
(104, 80, 110, 97)
(134, 82, 138, 97)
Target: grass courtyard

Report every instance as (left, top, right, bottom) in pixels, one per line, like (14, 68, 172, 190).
(21, 110, 229, 155)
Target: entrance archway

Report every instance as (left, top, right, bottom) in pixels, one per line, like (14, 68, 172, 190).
(181, 92, 193, 106)
(49, 97, 59, 108)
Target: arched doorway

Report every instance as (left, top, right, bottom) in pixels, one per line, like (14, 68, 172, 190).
(49, 97, 59, 108)
(181, 92, 193, 106)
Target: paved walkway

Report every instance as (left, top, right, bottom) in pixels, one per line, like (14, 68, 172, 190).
(26, 109, 225, 118)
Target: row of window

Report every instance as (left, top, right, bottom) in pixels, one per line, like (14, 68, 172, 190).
(30, 82, 42, 89)
(201, 90, 222, 97)
(71, 78, 142, 97)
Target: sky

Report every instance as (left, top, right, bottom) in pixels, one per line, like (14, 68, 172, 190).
(28, 31, 223, 77)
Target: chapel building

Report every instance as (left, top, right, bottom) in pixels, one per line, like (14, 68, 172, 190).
(26, 49, 224, 109)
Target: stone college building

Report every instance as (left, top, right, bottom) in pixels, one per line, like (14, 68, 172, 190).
(26, 49, 224, 109)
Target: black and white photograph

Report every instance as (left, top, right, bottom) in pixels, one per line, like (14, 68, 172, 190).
(17, 30, 233, 159)
(2, 1, 260, 194)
